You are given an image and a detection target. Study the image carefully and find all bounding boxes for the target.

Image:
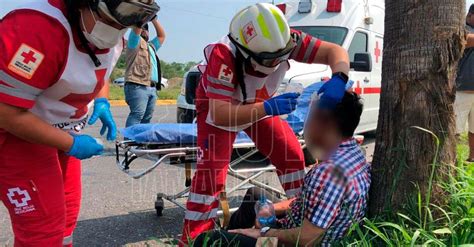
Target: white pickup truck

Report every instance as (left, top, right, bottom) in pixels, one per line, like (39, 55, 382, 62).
(177, 0, 384, 134)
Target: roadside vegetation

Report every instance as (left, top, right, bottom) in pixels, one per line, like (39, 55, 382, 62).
(109, 54, 197, 100)
(337, 133, 473, 246)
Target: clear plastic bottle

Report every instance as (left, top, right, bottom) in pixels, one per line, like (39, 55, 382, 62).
(280, 82, 304, 120)
(254, 195, 276, 227)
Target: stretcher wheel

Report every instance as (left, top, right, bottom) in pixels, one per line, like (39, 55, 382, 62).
(155, 194, 165, 217)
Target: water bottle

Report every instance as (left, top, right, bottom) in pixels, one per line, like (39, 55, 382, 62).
(280, 82, 304, 120)
(255, 195, 276, 227)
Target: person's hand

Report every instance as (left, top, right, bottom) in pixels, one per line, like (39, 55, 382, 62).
(67, 134, 104, 160)
(263, 93, 300, 116)
(255, 219, 262, 229)
(228, 228, 261, 239)
(88, 98, 117, 141)
(317, 74, 347, 109)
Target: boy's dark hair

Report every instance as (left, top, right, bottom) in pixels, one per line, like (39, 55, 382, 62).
(333, 92, 363, 137)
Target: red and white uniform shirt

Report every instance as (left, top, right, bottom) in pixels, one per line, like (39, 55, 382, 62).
(0, 0, 122, 132)
(199, 30, 322, 132)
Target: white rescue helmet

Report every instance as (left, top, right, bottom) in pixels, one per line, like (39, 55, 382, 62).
(229, 3, 294, 68)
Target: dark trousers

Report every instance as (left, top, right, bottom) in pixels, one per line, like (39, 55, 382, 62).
(193, 188, 281, 247)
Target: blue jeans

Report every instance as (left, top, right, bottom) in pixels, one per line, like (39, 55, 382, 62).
(125, 82, 158, 127)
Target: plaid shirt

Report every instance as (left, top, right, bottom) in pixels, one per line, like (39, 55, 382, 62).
(279, 138, 371, 246)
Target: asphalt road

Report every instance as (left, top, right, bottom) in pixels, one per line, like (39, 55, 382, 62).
(0, 105, 376, 247)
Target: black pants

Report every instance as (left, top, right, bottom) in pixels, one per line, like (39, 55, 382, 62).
(193, 188, 281, 247)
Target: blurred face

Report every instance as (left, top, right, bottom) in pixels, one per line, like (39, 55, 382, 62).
(467, 13, 474, 26)
(304, 108, 341, 160)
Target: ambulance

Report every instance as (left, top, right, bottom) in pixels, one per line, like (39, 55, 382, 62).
(178, 0, 384, 133)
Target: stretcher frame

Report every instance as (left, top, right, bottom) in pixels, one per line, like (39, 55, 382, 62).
(115, 139, 306, 216)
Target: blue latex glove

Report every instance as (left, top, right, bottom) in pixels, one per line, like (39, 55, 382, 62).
(88, 98, 117, 141)
(263, 93, 300, 116)
(67, 134, 104, 160)
(317, 74, 347, 109)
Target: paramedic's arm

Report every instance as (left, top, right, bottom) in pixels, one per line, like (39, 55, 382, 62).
(210, 99, 267, 127)
(151, 18, 166, 45)
(467, 34, 474, 48)
(313, 41, 350, 75)
(0, 103, 73, 151)
(96, 79, 110, 98)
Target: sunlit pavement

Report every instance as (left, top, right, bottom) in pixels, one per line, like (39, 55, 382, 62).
(0, 105, 376, 246)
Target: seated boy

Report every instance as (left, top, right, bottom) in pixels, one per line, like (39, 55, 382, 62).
(193, 92, 371, 246)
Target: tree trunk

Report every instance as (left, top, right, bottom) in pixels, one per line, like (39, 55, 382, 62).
(369, 0, 465, 215)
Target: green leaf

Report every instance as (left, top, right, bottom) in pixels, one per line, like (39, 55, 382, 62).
(410, 230, 421, 247)
(432, 228, 452, 235)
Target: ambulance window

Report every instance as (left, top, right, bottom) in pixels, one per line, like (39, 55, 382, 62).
(348, 32, 368, 62)
(291, 26, 347, 45)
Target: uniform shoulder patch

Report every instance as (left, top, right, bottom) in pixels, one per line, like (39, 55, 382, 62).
(218, 64, 234, 83)
(8, 44, 45, 80)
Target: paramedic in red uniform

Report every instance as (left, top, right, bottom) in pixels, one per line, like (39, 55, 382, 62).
(181, 3, 351, 243)
(0, 0, 159, 246)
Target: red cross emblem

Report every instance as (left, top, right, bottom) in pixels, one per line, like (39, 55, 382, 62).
(21, 50, 37, 64)
(223, 67, 232, 76)
(242, 22, 257, 43)
(246, 25, 255, 36)
(8, 44, 45, 80)
(374, 41, 382, 63)
(218, 64, 234, 83)
(7, 187, 31, 208)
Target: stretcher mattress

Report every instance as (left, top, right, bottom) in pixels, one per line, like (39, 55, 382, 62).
(121, 123, 253, 144)
(121, 81, 354, 144)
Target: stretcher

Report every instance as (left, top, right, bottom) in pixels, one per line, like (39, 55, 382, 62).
(115, 123, 306, 216)
(114, 81, 354, 217)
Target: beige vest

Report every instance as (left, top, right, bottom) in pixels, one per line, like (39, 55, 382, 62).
(125, 38, 152, 86)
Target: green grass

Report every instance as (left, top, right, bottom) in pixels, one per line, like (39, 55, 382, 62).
(158, 87, 181, 100)
(109, 84, 125, 100)
(108, 83, 181, 101)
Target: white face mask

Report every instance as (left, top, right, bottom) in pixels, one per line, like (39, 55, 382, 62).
(81, 7, 127, 49)
(250, 58, 281, 75)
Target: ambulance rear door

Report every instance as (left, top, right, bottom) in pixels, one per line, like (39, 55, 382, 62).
(362, 31, 383, 132)
(347, 29, 374, 132)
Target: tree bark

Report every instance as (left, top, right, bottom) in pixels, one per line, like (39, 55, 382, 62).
(369, 0, 466, 215)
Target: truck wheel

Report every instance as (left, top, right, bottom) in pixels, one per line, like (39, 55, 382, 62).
(177, 107, 196, 123)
